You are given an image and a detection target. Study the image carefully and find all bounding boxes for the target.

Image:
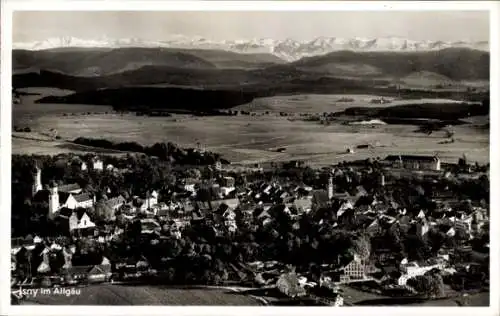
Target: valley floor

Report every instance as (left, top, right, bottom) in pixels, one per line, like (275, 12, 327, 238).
(12, 90, 489, 166)
(12, 113, 489, 166)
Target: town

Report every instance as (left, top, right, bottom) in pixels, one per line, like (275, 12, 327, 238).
(10, 147, 489, 306)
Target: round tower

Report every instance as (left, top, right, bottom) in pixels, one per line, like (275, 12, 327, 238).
(32, 164, 43, 197)
(48, 181, 60, 217)
(328, 174, 334, 200)
(379, 173, 385, 187)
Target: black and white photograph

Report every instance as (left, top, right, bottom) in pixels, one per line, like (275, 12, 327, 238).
(1, 1, 497, 314)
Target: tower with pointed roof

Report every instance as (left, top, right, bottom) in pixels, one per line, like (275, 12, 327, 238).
(32, 164, 43, 197)
(328, 174, 334, 200)
(48, 181, 60, 217)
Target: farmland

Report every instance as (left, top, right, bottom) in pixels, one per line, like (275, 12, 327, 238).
(12, 89, 489, 166)
(236, 94, 471, 114)
(21, 284, 263, 305)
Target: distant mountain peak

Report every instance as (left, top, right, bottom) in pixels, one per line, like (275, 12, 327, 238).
(13, 35, 489, 62)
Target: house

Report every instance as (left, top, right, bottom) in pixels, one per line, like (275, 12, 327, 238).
(416, 210, 426, 219)
(33, 177, 93, 217)
(37, 253, 51, 274)
(454, 215, 473, 237)
(446, 227, 456, 237)
(139, 218, 161, 234)
(210, 198, 239, 211)
(366, 218, 382, 235)
(69, 209, 96, 233)
(385, 155, 441, 171)
(337, 200, 354, 218)
(87, 258, 112, 283)
(73, 193, 94, 209)
(184, 183, 197, 195)
(312, 190, 330, 209)
(214, 161, 222, 171)
(218, 177, 236, 197)
(87, 265, 111, 283)
(58, 183, 83, 194)
(397, 260, 445, 285)
(168, 222, 182, 239)
(62, 247, 73, 269)
(144, 190, 159, 210)
(220, 207, 237, 233)
(66, 265, 90, 283)
(339, 255, 371, 282)
(136, 256, 150, 271)
(291, 197, 313, 214)
(90, 156, 104, 171)
(416, 219, 430, 237)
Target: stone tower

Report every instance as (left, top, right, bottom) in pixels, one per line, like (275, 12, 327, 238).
(48, 182, 60, 217)
(32, 164, 43, 197)
(328, 174, 334, 200)
(379, 173, 385, 187)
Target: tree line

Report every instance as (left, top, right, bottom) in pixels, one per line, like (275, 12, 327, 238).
(72, 137, 223, 165)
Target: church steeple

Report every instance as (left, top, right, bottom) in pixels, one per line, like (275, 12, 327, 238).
(32, 163, 42, 196)
(328, 174, 334, 200)
(48, 181, 59, 218)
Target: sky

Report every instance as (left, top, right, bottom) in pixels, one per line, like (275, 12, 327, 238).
(13, 11, 490, 42)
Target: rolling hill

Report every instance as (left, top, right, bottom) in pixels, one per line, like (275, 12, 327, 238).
(12, 48, 490, 91)
(12, 46, 489, 114)
(12, 48, 489, 88)
(12, 47, 285, 76)
(12, 66, 394, 95)
(292, 48, 490, 81)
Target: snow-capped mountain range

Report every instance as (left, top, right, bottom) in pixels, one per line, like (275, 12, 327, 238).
(13, 35, 489, 62)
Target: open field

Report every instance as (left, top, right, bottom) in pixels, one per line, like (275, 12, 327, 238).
(13, 88, 113, 126)
(236, 94, 473, 114)
(12, 90, 489, 166)
(341, 285, 489, 306)
(21, 284, 262, 305)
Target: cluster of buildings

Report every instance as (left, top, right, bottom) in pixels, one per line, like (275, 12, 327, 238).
(12, 153, 489, 303)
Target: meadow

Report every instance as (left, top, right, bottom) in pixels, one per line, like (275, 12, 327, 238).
(236, 94, 468, 114)
(21, 284, 262, 305)
(12, 88, 489, 166)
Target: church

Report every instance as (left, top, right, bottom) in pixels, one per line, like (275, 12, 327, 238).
(31, 165, 95, 218)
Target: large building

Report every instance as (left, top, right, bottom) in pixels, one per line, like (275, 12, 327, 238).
(385, 155, 441, 171)
(31, 166, 94, 218)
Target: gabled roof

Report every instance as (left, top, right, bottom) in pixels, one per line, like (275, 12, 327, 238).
(89, 264, 111, 275)
(74, 193, 92, 203)
(58, 183, 81, 193)
(211, 198, 239, 211)
(71, 208, 91, 221)
(293, 198, 312, 212)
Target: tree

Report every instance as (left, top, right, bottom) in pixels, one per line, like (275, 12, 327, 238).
(404, 234, 431, 262)
(352, 234, 371, 260)
(94, 199, 115, 222)
(48, 250, 65, 274)
(407, 274, 445, 298)
(186, 168, 202, 180)
(197, 187, 214, 202)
